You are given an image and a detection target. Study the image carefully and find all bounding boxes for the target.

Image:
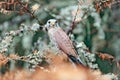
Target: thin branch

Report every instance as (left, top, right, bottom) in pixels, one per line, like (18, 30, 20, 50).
(16, 0, 43, 25)
(66, 1, 80, 34)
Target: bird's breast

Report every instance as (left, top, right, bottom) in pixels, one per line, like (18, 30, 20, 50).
(48, 27, 77, 57)
(48, 28, 59, 47)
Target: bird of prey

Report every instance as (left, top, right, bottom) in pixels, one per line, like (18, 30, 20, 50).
(45, 19, 84, 65)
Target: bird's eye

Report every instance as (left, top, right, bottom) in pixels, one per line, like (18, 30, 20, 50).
(55, 21, 57, 23)
(48, 21, 51, 24)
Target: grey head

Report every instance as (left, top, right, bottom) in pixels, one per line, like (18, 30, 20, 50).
(45, 19, 59, 31)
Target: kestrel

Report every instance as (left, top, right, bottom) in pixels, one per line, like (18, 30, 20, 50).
(45, 19, 84, 65)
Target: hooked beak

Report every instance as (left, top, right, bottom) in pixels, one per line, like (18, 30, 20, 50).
(50, 22, 55, 26)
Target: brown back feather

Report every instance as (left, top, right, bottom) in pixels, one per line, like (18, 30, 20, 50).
(54, 27, 77, 57)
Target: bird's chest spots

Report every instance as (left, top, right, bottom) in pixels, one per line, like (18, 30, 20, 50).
(48, 28, 58, 47)
(48, 28, 57, 36)
(48, 28, 57, 40)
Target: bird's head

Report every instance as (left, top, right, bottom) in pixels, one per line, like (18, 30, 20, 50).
(45, 19, 59, 30)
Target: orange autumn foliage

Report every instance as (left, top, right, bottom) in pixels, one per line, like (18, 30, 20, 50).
(98, 53, 115, 61)
(0, 54, 8, 67)
(0, 51, 114, 80)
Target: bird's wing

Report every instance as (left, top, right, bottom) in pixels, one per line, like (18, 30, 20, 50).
(54, 27, 77, 57)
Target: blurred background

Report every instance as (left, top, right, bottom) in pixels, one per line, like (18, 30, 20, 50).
(0, 0, 120, 75)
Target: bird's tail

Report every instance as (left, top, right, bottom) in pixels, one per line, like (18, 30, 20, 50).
(67, 54, 84, 65)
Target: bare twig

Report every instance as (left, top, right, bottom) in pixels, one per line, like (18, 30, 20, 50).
(16, 0, 43, 25)
(66, 1, 80, 35)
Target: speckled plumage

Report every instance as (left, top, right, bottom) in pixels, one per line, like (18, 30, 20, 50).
(48, 27, 77, 57)
(45, 19, 83, 65)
